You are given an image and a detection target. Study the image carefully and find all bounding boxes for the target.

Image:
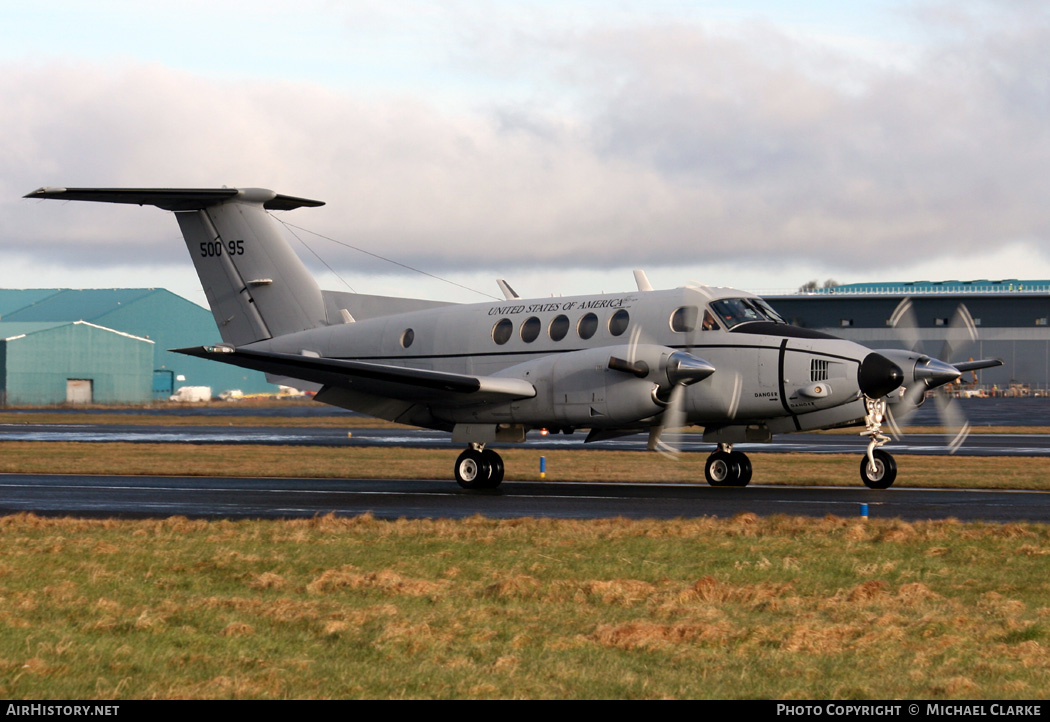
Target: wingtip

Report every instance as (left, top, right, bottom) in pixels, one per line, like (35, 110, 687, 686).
(171, 344, 236, 357)
(23, 187, 67, 199)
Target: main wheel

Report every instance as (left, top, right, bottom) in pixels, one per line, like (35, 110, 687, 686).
(480, 449, 505, 488)
(860, 449, 897, 489)
(455, 448, 491, 489)
(705, 451, 739, 486)
(727, 451, 752, 487)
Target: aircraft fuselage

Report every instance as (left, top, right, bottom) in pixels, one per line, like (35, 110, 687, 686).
(251, 285, 875, 438)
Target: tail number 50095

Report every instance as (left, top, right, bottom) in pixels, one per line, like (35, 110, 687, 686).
(200, 240, 244, 257)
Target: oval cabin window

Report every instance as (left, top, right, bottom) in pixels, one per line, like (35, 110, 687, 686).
(577, 312, 598, 340)
(492, 318, 513, 345)
(608, 309, 630, 336)
(670, 306, 698, 332)
(520, 316, 541, 343)
(548, 314, 569, 341)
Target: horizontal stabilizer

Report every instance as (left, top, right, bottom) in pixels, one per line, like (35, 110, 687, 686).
(23, 187, 324, 211)
(174, 346, 536, 403)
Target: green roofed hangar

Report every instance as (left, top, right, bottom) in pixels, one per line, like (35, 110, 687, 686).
(0, 289, 277, 404)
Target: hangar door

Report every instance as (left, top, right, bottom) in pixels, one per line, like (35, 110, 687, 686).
(66, 379, 93, 404)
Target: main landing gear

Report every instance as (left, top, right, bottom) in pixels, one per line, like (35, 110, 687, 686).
(454, 444, 505, 489)
(860, 396, 898, 489)
(704, 444, 752, 487)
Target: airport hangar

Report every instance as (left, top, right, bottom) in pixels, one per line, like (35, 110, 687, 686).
(766, 279, 1050, 394)
(0, 289, 276, 405)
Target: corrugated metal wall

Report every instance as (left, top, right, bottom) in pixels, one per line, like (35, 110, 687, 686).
(0, 289, 278, 395)
(0, 322, 152, 405)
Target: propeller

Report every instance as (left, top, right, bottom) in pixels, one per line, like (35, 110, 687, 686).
(647, 352, 715, 457)
(881, 298, 1000, 452)
(608, 323, 714, 457)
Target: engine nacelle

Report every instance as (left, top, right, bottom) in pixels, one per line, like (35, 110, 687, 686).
(871, 348, 961, 409)
(440, 344, 704, 428)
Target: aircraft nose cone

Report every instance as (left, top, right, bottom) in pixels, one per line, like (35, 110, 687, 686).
(914, 358, 962, 389)
(858, 352, 904, 399)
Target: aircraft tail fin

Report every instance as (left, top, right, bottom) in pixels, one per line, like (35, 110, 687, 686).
(25, 187, 328, 345)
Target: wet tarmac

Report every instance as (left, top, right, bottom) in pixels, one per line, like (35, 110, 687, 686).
(4, 396, 1048, 425)
(0, 398, 1047, 456)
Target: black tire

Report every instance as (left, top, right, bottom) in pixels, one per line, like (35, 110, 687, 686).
(480, 449, 505, 488)
(455, 448, 491, 489)
(728, 451, 752, 487)
(705, 451, 739, 486)
(860, 449, 897, 489)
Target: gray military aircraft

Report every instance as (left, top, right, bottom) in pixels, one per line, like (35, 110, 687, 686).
(24, 186, 1003, 489)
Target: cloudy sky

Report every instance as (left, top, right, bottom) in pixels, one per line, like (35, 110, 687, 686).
(5, 1, 1049, 307)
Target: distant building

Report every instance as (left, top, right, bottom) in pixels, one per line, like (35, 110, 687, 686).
(0, 289, 278, 402)
(0, 321, 153, 404)
(766, 280, 1050, 392)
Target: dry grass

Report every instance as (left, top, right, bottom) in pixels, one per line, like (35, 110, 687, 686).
(0, 513, 1048, 699)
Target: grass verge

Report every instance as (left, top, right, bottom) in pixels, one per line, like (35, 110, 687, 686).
(1, 513, 1047, 699)
(0, 441, 1046, 489)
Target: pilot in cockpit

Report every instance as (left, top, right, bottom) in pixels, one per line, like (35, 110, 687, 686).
(702, 309, 719, 331)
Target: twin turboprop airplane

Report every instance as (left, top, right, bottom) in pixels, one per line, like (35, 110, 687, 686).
(25, 186, 1003, 489)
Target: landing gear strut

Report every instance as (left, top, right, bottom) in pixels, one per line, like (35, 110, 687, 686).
(704, 444, 752, 487)
(860, 396, 897, 489)
(454, 444, 505, 489)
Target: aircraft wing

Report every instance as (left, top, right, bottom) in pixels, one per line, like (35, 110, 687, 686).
(952, 358, 1004, 373)
(174, 346, 536, 403)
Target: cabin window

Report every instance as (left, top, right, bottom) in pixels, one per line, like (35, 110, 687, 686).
(492, 318, 513, 344)
(710, 298, 765, 329)
(670, 306, 698, 332)
(520, 316, 541, 343)
(400, 328, 414, 348)
(577, 312, 598, 340)
(549, 314, 569, 341)
(753, 298, 787, 324)
(608, 309, 630, 336)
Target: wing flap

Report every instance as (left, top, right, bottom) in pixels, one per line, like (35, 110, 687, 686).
(174, 346, 536, 403)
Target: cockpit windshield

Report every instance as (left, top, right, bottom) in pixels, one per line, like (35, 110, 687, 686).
(709, 297, 787, 329)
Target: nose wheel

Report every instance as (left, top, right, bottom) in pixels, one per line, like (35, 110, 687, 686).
(860, 396, 897, 489)
(704, 446, 752, 487)
(454, 445, 505, 489)
(860, 448, 897, 489)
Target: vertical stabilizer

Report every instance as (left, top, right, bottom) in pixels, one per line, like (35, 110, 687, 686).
(24, 187, 329, 345)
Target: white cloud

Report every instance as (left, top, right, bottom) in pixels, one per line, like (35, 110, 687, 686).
(5, 2, 1050, 305)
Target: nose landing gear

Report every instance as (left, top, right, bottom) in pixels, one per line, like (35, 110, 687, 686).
(860, 396, 897, 489)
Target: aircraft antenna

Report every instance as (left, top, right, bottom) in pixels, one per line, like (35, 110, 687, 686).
(276, 215, 357, 293)
(271, 214, 501, 301)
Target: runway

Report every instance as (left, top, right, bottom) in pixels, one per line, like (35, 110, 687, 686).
(1, 423, 1048, 457)
(2, 397, 1049, 456)
(2, 474, 1049, 524)
(1, 397, 1047, 523)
